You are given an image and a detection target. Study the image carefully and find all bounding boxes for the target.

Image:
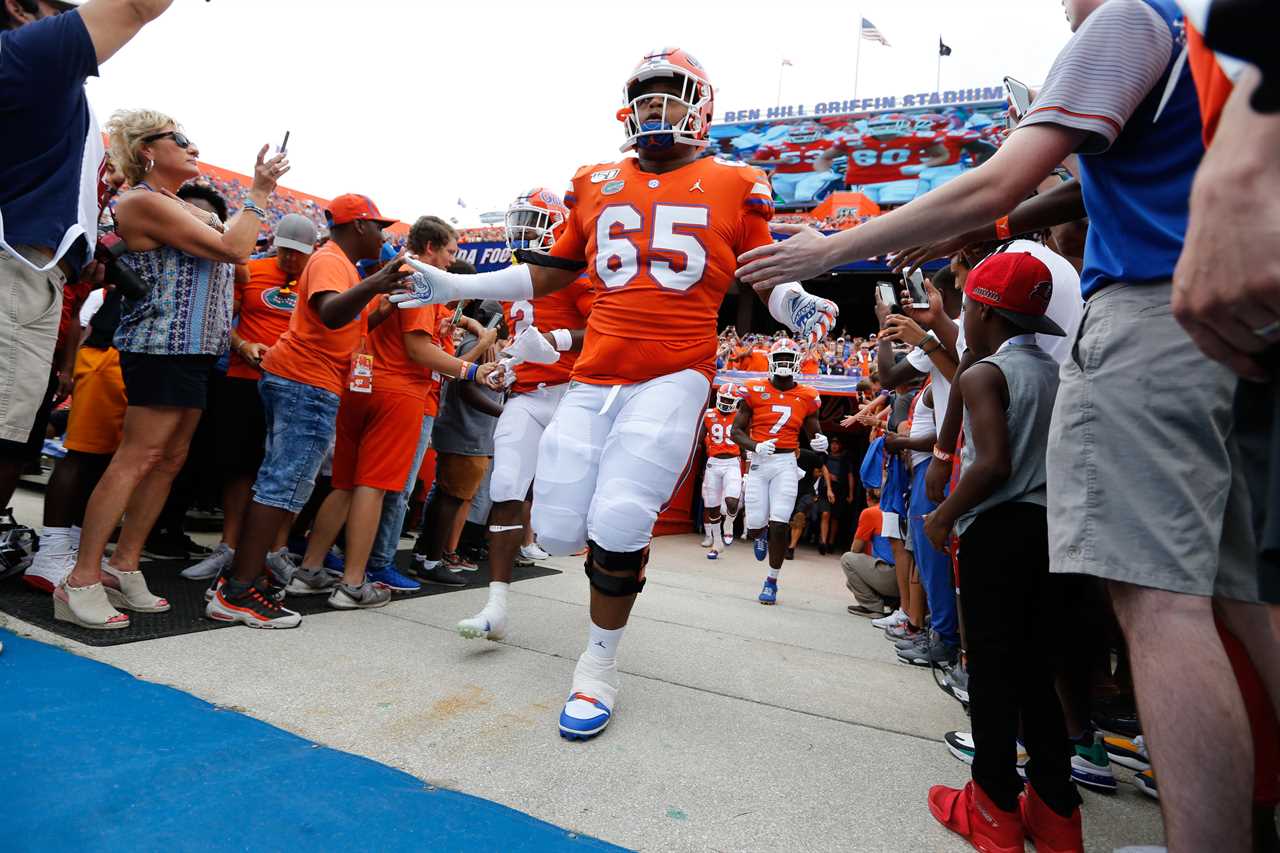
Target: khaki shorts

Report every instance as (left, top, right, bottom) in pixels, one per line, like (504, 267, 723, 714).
(1047, 283, 1258, 602)
(0, 247, 65, 444)
(435, 453, 492, 501)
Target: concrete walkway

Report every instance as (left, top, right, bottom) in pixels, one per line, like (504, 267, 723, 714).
(2, 489, 1166, 851)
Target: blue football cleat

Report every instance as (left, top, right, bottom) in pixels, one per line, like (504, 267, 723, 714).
(559, 692, 612, 741)
(753, 534, 768, 561)
(706, 548, 719, 560)
(758, 578, 778, 605)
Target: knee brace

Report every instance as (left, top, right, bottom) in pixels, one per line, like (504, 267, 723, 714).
(706, 511, 723, 524)
(583, 540, 648, 597)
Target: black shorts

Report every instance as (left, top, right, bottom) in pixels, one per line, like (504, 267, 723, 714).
(214, 374, 267, 476)
(118, 352, 217, 409)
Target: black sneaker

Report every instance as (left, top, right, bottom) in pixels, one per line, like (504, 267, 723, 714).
(143, 531, 212, 560)
(206, 581, 301, 629)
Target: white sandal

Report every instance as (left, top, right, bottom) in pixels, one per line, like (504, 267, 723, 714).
(101, 562, 170, 613)
(54, 580, 131, 630)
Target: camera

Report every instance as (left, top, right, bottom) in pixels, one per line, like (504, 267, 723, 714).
(94, 231, 151, 301)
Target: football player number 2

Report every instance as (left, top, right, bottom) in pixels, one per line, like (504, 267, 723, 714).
(596, 204, 708, 291)
(769, 404, 792, 435)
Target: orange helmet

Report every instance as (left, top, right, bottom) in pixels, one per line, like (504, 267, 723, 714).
(618, 47, 714, 153)
(504, 188, 568, 255)
(768, 339, 801, 377)
(715, 382, 745, 413)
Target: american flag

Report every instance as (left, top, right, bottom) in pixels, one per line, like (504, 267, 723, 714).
(860, 18, 890, 46)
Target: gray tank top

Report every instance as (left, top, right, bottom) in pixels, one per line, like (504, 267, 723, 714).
(955, 340, 1060, 537)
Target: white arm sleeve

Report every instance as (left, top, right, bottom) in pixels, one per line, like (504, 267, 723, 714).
(392, 258, 535, 307)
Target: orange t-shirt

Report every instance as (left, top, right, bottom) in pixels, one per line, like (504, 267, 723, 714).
(854, 505, 884, 555)
(505, 273, 593, 394)
(799, 354, 820, 375)
(366, 298, 436, 401)
(228, 257, 296, 380)
(1186, 22, 1235, 147)
(739, 349, 770, 372)
(741, 380, 821, 452)
(260, 241, 365, 396)
(423, 303, 455, 418)
(548, 156, 775, 385)
(703, 408, 739, 458)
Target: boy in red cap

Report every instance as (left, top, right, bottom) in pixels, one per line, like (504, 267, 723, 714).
(921, 249, 1083, 853)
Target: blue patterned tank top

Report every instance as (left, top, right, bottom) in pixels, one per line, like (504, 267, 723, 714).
(113, 242, 235, 356)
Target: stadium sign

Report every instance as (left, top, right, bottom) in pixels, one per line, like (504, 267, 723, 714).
(722, 84, 1006, 124)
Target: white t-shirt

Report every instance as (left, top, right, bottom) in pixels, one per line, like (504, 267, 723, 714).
(908, 389, 934, 469)
(78, 287, 105, 326)
(907, 316, 965, 433)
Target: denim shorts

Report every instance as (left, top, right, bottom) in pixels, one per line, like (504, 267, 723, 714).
(252, 371, 341, 513)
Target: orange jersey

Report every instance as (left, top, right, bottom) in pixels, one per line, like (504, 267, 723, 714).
(742, 380, 820, 452)
(703, 408, 739, 458)
(504, 273, 594, 394)
(549, 156, 775, 386)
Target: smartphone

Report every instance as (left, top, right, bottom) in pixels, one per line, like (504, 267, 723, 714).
(902, 268, 930, 309)
(278, 130, 290, 155)
(451, 299, 469, 325)
(875, 281, 901, 313)
(1003, 76, 1032, 123)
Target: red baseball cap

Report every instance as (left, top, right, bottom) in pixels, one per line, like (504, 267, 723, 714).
(326, 194, 396, 228)
(964, 250, 1066, 337)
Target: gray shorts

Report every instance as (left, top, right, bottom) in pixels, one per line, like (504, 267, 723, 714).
(1046, 282, 1258, 602)
(0, 247, 65, 445)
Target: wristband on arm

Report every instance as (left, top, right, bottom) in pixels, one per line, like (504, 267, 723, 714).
(550, 328, 573, 351)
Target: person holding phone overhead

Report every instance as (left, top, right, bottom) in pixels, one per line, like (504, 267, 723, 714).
(59, 109, 287, 630)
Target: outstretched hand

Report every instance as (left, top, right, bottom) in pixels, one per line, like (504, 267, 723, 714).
(736, 223, 832, 289)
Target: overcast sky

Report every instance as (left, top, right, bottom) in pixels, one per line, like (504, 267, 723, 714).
(85, 0, 1072, 226)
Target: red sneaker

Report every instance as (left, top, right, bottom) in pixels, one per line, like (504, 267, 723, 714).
(928, 781, 1025, 853)
(1020, 784, 1083, 853)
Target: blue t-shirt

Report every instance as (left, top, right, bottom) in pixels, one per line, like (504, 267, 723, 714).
(0, 11, 100, 267)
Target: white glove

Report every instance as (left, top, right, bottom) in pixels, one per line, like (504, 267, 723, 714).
(485, 357, 519, 390)
(503, 325, 560, 366)
(810, 433, 829, 453)
(390, 257, 534, 309)
(754, 438, 777, 457)
(767, 282, 839, 345)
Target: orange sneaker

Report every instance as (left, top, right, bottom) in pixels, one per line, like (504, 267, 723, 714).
(1020, 784, 1084, 853)
(928, 781, 1025, 853)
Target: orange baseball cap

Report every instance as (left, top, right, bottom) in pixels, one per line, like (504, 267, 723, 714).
(326, 194, 396, 228)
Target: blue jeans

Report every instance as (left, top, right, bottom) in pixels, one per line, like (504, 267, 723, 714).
(253, 372, 341, 513)
(368, 414, 433, 569)
(909, 461, 959, 647)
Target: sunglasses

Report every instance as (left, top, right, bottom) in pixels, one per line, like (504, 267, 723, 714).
(143, 131, 195, 150)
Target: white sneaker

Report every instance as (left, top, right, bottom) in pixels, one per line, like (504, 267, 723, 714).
(519, 543, 550, 563)
(722, 529, 735, 547)
(559, 652, 619, 740)
(181, 542, 234, 580)
(457, 607, 507, 641)
(23, 549, 77, 592)
(700, 532, 713, 548)
(871, 608, 908, 629)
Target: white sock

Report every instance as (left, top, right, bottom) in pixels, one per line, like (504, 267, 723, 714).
(39, 526, 73, 554)
(768, 566, 781, 581)
(486, 581, 509, 611)
(417, 556, 442, 570)
(585, 621, 624, 662)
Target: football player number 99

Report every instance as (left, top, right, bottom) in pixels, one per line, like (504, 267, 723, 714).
(595, 203, 709, 291)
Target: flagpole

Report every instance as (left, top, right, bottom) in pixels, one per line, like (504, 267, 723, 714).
(936, 35, 942, 92)
(853, 16, 863, 102)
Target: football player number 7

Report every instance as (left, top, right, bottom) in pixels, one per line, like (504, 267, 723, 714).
(769, 404, 792, 434)
(596, 204, 709, 291)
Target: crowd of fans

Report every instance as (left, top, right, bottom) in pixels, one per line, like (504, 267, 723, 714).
(1, 1, 1278, 852)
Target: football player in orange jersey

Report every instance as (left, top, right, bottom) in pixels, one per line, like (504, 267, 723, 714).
(732, 339, 826, 605)
(393, 47, 837, 740)
(456, 189, 593, 642)
(700, 383, 745, 560)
